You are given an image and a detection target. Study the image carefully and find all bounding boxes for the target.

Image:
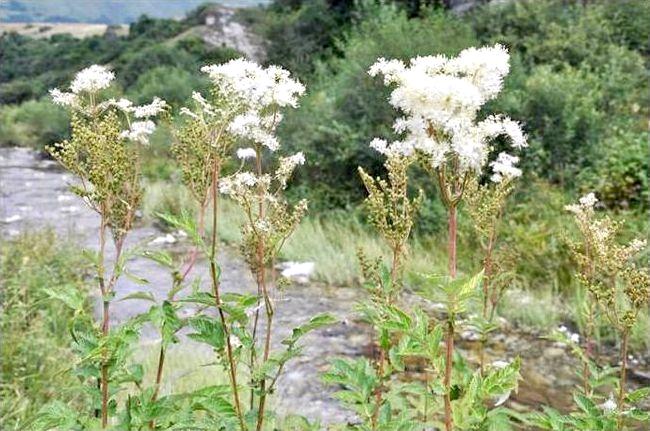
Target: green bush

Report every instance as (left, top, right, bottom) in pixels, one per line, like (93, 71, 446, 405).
(281, 5, 476, 210)
(0, 99, 70, 150)
(115, 43, 196, 87)
(128, 65, 207, 109)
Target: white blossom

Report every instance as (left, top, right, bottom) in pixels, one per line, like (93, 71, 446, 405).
(490, 152, 522, 183)
(199, 59, 304, 153)
(134, 97, 167, 118)
(120, 120, 155, 145)
(579, 192, 598, 208)
(49, 88, 77, 107)
(237, 147, 257, 160)
(445, 44, 510, 101)
(565, 192, 598, 214)
(219, 172, 258, 195)
(70, 65, 114, 94)
(277, 152, 306, 186)
(179, 107, 199, 120)
(368, 45, 526, 173)
(113, 98, 134, 112)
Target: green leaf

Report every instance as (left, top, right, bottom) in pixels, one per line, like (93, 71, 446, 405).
(626, 387, 650, 403)
(187, 317, 225, 350)
(31, 401, 82, 430)
(119, 291, 156, 302)
(283, 313, 337, 345)
(124, 270, 149, 285)
(573, 393, 600, 417)
(142, 249, 174, 268)
(44, 285, 84, 310)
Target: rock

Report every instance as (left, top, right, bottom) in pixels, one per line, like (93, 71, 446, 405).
(543, 347, 566, 359)
(460, 329, 481, 341)
(60, 205, 80, 213)
(277, 261, 315, 284)
(2, 214, 22, 223)
(149, 233, 177, 245)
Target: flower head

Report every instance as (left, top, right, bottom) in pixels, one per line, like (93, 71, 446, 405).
(368, 45, 526, 173)
(120, 120, 156, 145)
(236, 147, 257, 160)
(50, 88, 77, 107)
(134, 97, 167, 118)
(490, 152, 522, 183)
(70, 65, 115, 94)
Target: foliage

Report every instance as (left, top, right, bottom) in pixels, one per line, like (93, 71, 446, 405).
(0, 99, 70, 150)
(0, 232, 91, 430)
(280, 5, 476, 208)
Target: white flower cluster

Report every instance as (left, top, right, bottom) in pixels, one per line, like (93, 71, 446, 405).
(558, 325, 580, 344)
(200, 59, 305, 153)
(276, 152, 305, 186)
(236, 147, 257, 160)
(70, 64, 115, 94)
(490, 152, 522, 183)
(133, 97, 167, 118)
(49, 65, 167, 145)
(219, 172, 266, 196)
(564, 192, 598, 215)
(368, 45, 527, 172)
(50, 65, 115, 107)
(119, 120, 156, 145)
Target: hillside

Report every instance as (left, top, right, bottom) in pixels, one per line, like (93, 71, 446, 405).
(0, 0, 268, 24)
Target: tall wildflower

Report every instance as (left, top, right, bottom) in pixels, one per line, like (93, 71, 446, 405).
(48, 64, 167, 428)
(464, 159, 520, 372)
(368, 44, 527, 430)
(565, 193, 649, 429)
(172, 59, 329, 431)
(212, 60, 309, 431)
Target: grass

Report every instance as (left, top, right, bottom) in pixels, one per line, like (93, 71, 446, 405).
(0, 231, 91, 430)
(141, 179, 650, 352)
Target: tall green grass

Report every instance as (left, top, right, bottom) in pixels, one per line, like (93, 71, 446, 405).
(0, 232, 91, 430)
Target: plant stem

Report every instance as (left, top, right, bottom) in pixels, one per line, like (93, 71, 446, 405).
(448, 205, 457, 278)
(97, 211, 109, 429)
(209, 163, 246, 431)
(479, 225, 496, 375)
(617, 329, 629, 431)
(444, 204, 457, 431)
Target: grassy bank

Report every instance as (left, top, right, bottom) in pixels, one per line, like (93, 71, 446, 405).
(0, 232, 91, 430)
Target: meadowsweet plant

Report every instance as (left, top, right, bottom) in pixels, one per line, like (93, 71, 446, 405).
(163, 59, 334, 430)
(40, 65, 167, 428)
(367, 44, 527, 430)
(464, 159, 521, 372)
(328, 153, 424, 429)
(545, 193, 650, 430)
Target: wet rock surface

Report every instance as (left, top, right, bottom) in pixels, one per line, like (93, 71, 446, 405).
(1, 147, 648, 426)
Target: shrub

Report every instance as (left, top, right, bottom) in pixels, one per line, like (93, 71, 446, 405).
(0, 99, 70, 150)
(281, 5, 476, 209)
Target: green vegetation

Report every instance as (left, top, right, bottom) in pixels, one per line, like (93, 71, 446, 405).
(247, 0, 649, 210)
(0, 232, 91, 430)
(0, 15, 239, 150)
(1, 0, 649, 427)
(1, 0, 224, 24)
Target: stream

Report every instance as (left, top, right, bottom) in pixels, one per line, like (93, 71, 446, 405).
(1, 147, 648, 427)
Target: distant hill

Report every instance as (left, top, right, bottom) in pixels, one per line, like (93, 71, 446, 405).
(0, 0, 267, 24)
